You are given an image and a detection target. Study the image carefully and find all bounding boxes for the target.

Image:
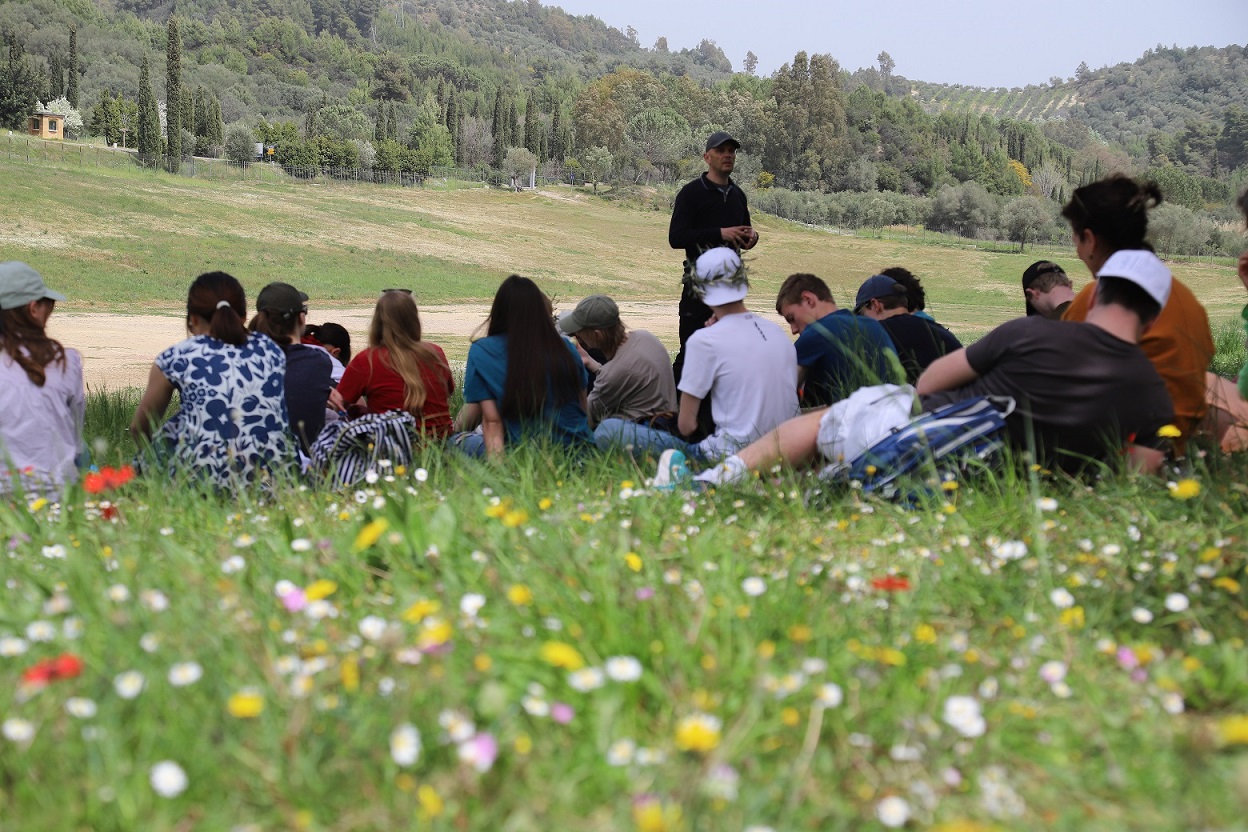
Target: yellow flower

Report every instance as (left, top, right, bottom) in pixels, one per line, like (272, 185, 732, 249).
(514, 733, 533, 755)
(394, 464, 406, 477)
(876, 647, 907, 666)
(352, 518, 389, 552)
(1168, 479, 1201, 500)
(788, 624, 812, 643)
(624, 552, 643, 572)
(507, 584, 533, 605)
(1213, 576, 1241, 593)
(1182, 656, 1202, 672)
(340, 655, 360, 693)
(1157, 424, 1182, 438)
(401, 599, 440, 622)
(756, 640, 776, 660)
(417, 618, 453, 650)
(674, 713, 721, 753)
(700, 654, 717, 671)
(1200, 547, 1222, 562)
(914, 623, 938, 644)
(473, 654, 492, 672)
(484, 500, 508, 519)
(538, 497, 553, 511)
(417, 784, 444, 818)
(227, 690, 265, 719)
(501, 509, 528, 528)
(305, 580, 337, 601)
(941, 480, 959, 492)
(781, 707, 800, 726)
(1216, 715, 1248, 746)
(621, 480, 635, 489)
(633, 797, 683, 832)
(1059, 606, 1085, 630)
(27, 497, 47, 512)
(539, 641, 585, 670)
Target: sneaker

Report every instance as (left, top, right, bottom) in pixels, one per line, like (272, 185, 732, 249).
(652, 449, 691, 491)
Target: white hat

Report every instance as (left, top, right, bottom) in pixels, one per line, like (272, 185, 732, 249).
(693, 248, 748, 307)
(1096, 249, 1171, 310)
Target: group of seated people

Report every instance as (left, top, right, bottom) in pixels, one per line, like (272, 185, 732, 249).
(2, 174, 1246, 496)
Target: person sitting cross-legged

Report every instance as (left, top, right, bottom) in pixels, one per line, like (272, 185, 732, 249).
(853, 274, 961, 385)
(774, 272, 902, 408)
(556, 294, 678, 428)
(597, 248, 798, 464)
(671, 249, 1177, 489)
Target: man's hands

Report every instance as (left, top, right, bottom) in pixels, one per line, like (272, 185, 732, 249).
(720, 226, 758, 249)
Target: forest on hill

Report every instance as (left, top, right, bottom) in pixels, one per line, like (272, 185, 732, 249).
(1, 0, 1245, 254)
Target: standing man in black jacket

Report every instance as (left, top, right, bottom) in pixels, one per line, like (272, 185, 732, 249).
(669, 131, 759, 382)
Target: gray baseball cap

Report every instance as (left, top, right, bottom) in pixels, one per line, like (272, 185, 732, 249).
(0, 262, 66, 310)
(558, 295, 620, 335)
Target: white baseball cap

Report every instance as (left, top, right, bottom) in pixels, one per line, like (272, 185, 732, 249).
(1096, 249, 1171, 310)
(693, 247, 749, 307)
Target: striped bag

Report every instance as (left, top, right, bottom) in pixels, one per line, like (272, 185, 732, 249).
(309, 411, 417, 487)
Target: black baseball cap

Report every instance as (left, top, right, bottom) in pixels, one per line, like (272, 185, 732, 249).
(256, 282, 308, 320)
(1021, 261, 1066, 317)
(705, 131, 741, 152)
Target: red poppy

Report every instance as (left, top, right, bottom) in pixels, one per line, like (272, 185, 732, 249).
(100, 504, 120, 521)
(83, 465, 136, 494)
(21, 653, 84, 686)
(871, 575, 912, 592)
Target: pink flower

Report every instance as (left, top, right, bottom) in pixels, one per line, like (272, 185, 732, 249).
(458, 732, 498, 773)
(635, 587, 655, 601)
(551, 702, 575, 724)
(281, 588, 307, 612)
(1116, 646, 1138, 670)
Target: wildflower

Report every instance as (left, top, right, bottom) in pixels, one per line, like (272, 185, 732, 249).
(65, 697, 97, 718)
(551, 702, 575, 724)
(1034, 497, 1058, 511)
(607, 738, 636, 766)
(1216, 715, 1248, 746)
(305, 580, 337, 601)
(741, 576, 766, 597)
(605, 656, 643, 682)
(458, 732, 498, 773)
(417, 784, 443, 817)
(40, 543, 65, 559)
(25, 621, 55, 642)
(353, 518, 388, 552)
(358, 616, 388, 641)
(460, 594, 486, 618)
(632, 795, 682, 832)
(1049, 588, 1075, 609)
(876, 795, 911, 828)
(390, 723, 421, 766)
(220, 556, 246, 575)
(703, 763, 740, 801)
(280, 587, 307, 613)
(943, 695, 986, 737)
(507, 584, 533, 605)
(439, 709, 476, 742)
(0, 636, 28, 657)
(168, 662, 203, 687)
(402, 599, 440, 622)
(1039, 661, 1067, 684)
(1160, 692, 1184, 715)
(140, 589, 170, 611)
(1164, 593, 1189, 613)
(568, 667, 606, 692)
(674, 713, 721, 753)
(1168, 479, 1200, 500)
(1131, 607, 1154, 624)
(991, 540, 1028, 561)
(3, 718, 35, 744)
(624, 552, 643, 572)
(290, 538, 313, 552)
(114, 670, 145, 700)
(871, 575, 911, 591)
(417, 618, 453, 651)
(1157, 424, 1181, 438)
(149, 761, 188, 798)
(227, 690, 264, 719)
(816, 683, 844, 709)
(1059, 606, 1085, 629)
(540, 641, 585, 670)
(21, 653, 84, 688)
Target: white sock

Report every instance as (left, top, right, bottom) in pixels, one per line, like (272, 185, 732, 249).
(694, 455, 748, 486)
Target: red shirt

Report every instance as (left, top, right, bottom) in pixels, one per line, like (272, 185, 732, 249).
(337, 345, 455, 437)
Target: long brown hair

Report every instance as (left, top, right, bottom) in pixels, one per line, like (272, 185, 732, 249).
(0, 303, 65, 387)
(487, 275, 581, 418)
(186, 271, 248, 346)
(366, 291, 445, 415)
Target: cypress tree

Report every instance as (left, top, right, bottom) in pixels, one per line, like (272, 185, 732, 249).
(507, 98, 519, 150)
(446, 89, 459, 164)
(386, 102, 398, 141)
(522, 96, 537, 155)
(49, 52, 63, 100)
(208, 96, 222, 145)
(491, 87, 505, 166)
(549, 105, 566, 163)
(66, 25, 78, 107)
(375, 104, 386, 142)
(136, 53, 160, 157)
(165, 16, 181, 163)
(180, 86, 194, 140)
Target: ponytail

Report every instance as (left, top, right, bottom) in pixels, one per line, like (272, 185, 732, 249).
(1062, 174, 1162, 253)
(186, 271, 248, 347)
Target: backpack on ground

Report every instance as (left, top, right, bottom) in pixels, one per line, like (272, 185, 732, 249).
(843, 395, 1015, 499)
(309, 411, 417, 487)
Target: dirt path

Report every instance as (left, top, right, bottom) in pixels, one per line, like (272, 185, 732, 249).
(48, 301, 689, 391)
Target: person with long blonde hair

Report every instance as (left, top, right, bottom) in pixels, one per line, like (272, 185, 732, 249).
(337, 290, 454, 438)
(0, 262, 84, 496)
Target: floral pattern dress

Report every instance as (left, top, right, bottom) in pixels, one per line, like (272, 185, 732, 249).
(151, 333, 295, 488)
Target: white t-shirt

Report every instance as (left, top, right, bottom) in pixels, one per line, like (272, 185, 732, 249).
(0, 347, 85, 494)
(680, 312, 799, 459)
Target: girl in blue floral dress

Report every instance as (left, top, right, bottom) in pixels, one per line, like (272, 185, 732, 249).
(130, 272, 295, 488)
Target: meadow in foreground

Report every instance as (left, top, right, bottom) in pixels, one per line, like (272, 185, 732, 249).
(0, 393, 1247, 831)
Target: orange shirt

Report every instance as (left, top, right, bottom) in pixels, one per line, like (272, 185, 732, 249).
(1063, 277, 1213, 438)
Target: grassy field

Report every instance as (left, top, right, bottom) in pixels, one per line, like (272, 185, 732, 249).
(1, 152, 1243, 344)
(2, 152, 1248, 831)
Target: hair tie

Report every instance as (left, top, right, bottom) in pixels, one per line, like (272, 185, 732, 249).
(216, 300, 232, 310)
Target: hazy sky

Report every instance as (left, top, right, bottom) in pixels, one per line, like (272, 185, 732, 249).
(546, 0, 1246, 88)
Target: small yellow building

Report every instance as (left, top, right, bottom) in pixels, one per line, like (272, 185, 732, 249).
(28, 111, 63, 140)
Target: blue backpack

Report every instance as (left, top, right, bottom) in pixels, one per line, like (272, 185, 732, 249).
(844, 396, 1014, 498)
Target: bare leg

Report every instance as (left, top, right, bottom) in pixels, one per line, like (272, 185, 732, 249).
(736, 409, 827, 471)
